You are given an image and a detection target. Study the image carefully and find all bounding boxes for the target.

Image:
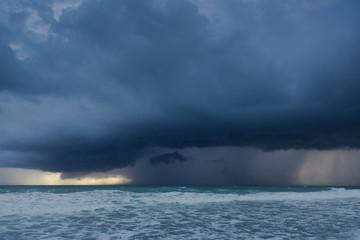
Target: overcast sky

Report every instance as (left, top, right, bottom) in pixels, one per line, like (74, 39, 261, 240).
(0, 0, 360, 185)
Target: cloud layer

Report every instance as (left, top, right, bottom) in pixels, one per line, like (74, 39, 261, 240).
(0, 0, 360, 180)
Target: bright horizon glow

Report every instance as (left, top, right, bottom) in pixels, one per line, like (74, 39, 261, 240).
(0, 168, 132, 185)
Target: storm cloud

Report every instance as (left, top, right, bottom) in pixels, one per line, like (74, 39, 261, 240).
(0, 0, 360, 182)
(150, 151, 186, 165)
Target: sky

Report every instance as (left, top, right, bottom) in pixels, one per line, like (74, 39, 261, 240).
(0, 0, 360, 185)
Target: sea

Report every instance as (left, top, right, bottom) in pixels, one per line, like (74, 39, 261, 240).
(0, 186, 359, 240)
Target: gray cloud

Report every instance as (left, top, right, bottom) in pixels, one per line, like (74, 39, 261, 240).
(0, 0, 360, 182)
(149, 151, 186, 165)
(119, 147, 360, 186)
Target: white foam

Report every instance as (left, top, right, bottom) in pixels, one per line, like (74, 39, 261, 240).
(139, 188, 360, 204)
(1, 188, 360, 217)
(0, 187, 359, 239)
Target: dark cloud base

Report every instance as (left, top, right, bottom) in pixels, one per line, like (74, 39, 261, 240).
(0, 0, 360, 182)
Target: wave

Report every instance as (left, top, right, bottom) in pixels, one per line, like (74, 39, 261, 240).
(0, 187, 359, 216)
(137, 187, 360, 204)
(1, 187, 359, 239)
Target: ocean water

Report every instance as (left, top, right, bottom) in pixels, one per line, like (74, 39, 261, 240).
(0, 186, 360, 239)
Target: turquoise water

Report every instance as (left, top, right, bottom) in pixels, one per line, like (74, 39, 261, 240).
(0, 186, 360, 239)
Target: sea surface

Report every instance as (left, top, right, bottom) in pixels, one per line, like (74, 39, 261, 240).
(0, 186, 360, 239)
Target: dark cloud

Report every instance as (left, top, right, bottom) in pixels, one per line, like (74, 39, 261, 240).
(0, 0, 360, 182)
(119, 147, 360, 185)
(3, 146, 360, 185)
(0, 43, 29, 92)
(149, 151, 186, 165)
